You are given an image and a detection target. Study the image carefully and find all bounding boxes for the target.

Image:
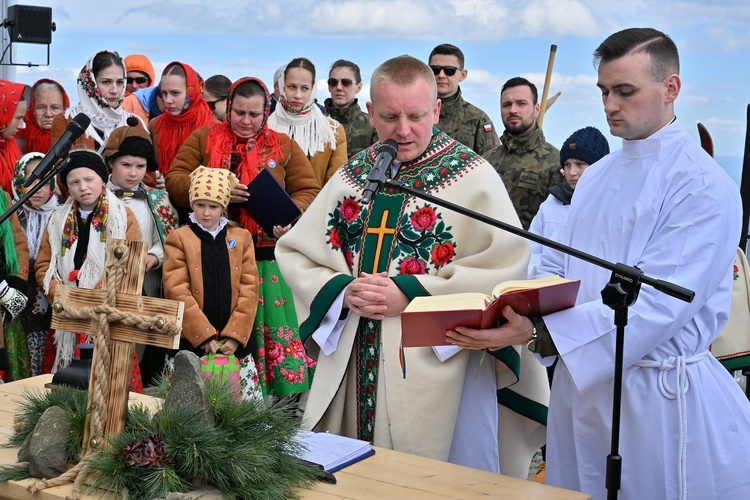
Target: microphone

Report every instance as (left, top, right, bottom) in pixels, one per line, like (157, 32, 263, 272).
(23, 113, 91, 188)
(360, 139, 398, 205)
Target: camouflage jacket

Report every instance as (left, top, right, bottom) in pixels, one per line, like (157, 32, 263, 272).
(483, 125, 561, 230)
(437, 87, 499, 155)
(324, 98, 378, 159)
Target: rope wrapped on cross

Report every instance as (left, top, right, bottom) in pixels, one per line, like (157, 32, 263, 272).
(26, 242, 182, 499)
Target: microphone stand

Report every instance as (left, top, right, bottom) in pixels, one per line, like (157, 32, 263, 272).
(382, 177, 694, 500)
(0, 157, 71, 226)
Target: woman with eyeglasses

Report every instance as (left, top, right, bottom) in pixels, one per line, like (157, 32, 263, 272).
(203, 74, 231, 122)
(323, 59, 377, 158)
(268, 57, 347, 187)
(165, 77, 320, 397)
(17, 79, 69, 155)
(149, 62, 214, 179)
(51, 50, 145, 155)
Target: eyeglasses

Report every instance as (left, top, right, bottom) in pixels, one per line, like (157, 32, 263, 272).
(34, 105, 64, 114)
(430, 65, 462, 77)
(206, 98, 226, 111)
(127, 76, 149, 85)
(327, 78, 354, 88)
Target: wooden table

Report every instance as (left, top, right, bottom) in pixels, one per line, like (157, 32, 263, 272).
(0, 376, 591, 499)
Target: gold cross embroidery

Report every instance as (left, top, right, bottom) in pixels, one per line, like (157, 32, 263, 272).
(366, 210, 396, 274)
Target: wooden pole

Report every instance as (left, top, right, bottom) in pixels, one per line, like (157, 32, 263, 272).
(537, 44, 557, 128)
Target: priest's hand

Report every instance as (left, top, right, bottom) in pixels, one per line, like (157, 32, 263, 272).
(344, 272, 409, 320)
(446, 306, 533, 350)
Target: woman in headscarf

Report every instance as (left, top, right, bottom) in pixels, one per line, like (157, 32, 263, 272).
(50, 50, 144, 155)
(0, 80, 28, 195)
(268, 57, 347, 187)
(149, 61, 214, 177)
(18, 79, 70, 155)
(166, 77, 320, 398)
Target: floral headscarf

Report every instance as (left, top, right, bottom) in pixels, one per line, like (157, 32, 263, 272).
(152, 61, 213, 174)
(12, 152, 57, 260)
(64, 50, 141, 153)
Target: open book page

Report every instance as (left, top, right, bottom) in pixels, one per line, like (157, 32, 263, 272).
(491, 275, 569, 297)
(403, 292, 490, 313)
(293, 430, 375, 473)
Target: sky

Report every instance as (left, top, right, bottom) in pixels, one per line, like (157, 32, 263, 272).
(2, 0, 748, 180)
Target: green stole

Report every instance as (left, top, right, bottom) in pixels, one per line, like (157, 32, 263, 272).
(356, 190, 407, 442)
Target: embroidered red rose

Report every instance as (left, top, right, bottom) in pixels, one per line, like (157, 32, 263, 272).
(340, 198, 361, 222)
(266, 341, 284, 368)
(399, 257, 426, 275)
(431, 242, 456, 266)
(289, 338, 305, 357)
(411, 206, 437, 231)
(328, 228, 342, 248)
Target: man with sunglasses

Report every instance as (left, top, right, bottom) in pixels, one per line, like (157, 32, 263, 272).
(324, 59, 378, 158)
(484, 77, 560, 230)
(124, 54, 155, 96)
(428, 44, 498, 156)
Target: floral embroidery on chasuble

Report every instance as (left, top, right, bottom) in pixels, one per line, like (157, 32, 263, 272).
(324, 132, 471, 441)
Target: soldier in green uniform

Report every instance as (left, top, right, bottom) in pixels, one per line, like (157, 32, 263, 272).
(484, 77, 560, 230)
(324, 59, 378, 159)
(428, 44, 499, 155)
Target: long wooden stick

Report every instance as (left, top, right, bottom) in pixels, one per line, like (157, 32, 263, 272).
(537, 44, 557, 127)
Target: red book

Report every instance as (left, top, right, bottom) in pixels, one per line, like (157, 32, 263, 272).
(400, 276, 580, 347)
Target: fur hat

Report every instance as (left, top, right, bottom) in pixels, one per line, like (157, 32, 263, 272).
(61, 150, 109, 188)
(104, 117, 158, 171)
(124, 54, 155, 85)
(560, 126, 610, 168)
(189, 166, 238, 209)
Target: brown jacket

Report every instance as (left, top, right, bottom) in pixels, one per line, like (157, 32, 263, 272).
(35, 206, 141, 301)
(163, 224, 258, 349)
(165, 125, 320, 211)
(308, 122, 348, 188)
(2, 191, 29, 282)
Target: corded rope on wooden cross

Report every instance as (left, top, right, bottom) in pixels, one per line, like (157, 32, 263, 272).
(25, 245, 181, 500)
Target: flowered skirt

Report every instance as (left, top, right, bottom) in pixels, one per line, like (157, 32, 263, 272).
(163, 351, 263, 401)
(3, 315, 31, 381)
(251, 259, 315, 397)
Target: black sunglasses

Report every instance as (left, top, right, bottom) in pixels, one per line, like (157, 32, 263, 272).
(205, 98, 226, 111)
(127, 76, 149, 85)
(327, 78, 354, 87)
(429, 65, 462, 77)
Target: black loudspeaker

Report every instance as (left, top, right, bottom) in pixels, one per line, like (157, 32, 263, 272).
(6, 4, 53, 45)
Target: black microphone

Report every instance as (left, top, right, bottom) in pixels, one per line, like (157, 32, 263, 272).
(361, 139, 398, 204)
(23, 113, 91, 188)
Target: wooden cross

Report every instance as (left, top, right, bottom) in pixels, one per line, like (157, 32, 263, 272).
(50, 239, 183, 452)
(366, 209, 396, 273)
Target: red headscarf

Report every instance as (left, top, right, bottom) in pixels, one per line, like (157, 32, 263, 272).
(152, 62, 213, 175)
(19, 79, 70, 155)
(205, 77, 282, 235)
(0, 80, 27, 194)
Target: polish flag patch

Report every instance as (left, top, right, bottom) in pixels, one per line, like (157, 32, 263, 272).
(484, 123, 493, 132)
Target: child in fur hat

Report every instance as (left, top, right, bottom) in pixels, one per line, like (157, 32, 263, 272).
(163, 165, 262, 400)
(34, 150, 145, 391)
(528, 126, 610, 274)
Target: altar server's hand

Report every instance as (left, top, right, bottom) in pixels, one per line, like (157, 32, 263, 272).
(447, 306, 533, 350)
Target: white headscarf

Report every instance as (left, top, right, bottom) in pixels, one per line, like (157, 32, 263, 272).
(65, 50, 145, 154)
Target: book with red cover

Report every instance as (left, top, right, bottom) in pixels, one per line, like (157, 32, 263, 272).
(241, 168, 303, 235)
(400, 276, 580, 347)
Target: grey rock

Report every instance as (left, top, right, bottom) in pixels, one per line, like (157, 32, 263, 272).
(164, 351, 214, 426)
(164, 485, 224, 499)
(27, 406, 70, 479)
(17, 431, 32, 462)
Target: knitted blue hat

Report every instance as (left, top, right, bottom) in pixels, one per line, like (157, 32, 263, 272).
(560, 127, 610, 167)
